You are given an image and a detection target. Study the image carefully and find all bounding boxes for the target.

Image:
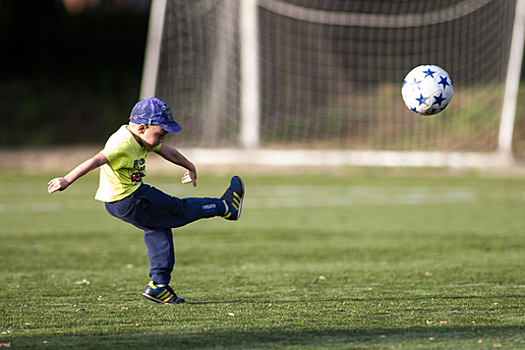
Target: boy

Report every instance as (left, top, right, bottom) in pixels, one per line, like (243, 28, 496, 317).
(48, 97, 244, 304)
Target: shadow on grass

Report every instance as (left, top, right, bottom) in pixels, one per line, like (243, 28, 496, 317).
(6, 325, 525, 349)
(4, 295, 525, 349)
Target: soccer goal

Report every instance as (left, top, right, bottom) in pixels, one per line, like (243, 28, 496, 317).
(141, 0, 525, 167)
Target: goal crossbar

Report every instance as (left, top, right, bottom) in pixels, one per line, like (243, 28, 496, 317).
(258, 0, 494, 27)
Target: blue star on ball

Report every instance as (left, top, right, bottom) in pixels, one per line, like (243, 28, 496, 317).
(432, 92, 447, 107)
(423, 68, 437, 78)
(409, 77, 422, 90)
(438, 76, 450, 89)
(416, 94, 428, 106)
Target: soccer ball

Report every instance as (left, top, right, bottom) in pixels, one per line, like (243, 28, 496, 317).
(402, 65, 453, 115)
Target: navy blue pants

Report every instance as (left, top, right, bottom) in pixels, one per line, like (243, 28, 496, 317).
(105, 183, 226, 285)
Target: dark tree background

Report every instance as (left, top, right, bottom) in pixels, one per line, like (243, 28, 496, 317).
(0, 0, 150, 147)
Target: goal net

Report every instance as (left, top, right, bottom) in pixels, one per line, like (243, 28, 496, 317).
(142, 0, 524, 167)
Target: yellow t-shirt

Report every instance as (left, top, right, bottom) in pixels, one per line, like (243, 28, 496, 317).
(94, 125, 161, 202)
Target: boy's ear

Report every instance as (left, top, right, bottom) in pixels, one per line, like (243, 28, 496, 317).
(137, 124, 148, 134)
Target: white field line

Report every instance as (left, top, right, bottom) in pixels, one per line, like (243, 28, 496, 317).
(0, 185, 478, 213)
(0, 183, 96, 195)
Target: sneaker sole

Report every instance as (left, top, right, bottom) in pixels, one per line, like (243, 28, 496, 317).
(142, 292, 185, 304)
(142, 292, 169, 304)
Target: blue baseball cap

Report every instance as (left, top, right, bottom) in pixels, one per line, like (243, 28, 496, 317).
(130, 97, 182, 133)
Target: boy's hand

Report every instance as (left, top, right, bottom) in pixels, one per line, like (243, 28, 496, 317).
(48, 177, 70, 193)
(181, 170, 197, 187)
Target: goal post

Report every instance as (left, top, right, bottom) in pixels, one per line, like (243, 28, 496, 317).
(143, 0, 524, 168)
(499, 0, 525, 154)
(140, 0, 167, 100)
(239, 0, 261, 149)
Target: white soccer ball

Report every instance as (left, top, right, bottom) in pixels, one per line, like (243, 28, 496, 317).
(402, 65, 453, 115)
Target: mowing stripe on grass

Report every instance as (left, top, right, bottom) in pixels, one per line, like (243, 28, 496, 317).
(248, 186, 476, 208)
(0, 202, 60, 213)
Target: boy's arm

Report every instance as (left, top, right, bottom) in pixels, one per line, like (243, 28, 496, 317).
(155, 144, 197, 187)
(48, 152, 109, 193)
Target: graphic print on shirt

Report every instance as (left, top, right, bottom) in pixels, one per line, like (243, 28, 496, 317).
(131, 158, 146, 183)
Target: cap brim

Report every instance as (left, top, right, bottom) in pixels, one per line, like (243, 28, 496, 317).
(160, 123, 182, 133)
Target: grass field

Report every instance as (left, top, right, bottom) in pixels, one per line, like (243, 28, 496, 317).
(1, 169, 525, 349)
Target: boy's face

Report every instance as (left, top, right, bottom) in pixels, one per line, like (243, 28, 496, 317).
(139, 125, 169, 150)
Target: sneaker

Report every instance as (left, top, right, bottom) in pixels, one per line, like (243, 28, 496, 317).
(142, 281, 185, 304)
(221, 175, 245, 221)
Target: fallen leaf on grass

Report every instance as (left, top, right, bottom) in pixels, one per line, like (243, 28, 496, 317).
(493, 344, 502, 348)
(228, 313, 235, 316)
(440, 320, 449, 324)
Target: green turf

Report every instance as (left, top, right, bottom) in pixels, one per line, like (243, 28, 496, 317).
(1, 170, 525, 349)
